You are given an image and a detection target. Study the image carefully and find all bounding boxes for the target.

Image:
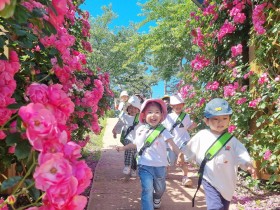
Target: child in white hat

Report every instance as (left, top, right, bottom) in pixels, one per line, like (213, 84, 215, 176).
(116, 98, 184, 209)
(112, 95, 142, 177)
(116, 90, 129, 117)
(162, 93, 197, 187)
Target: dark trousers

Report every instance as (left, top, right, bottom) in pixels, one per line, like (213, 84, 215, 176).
(202, 179, 230, 210)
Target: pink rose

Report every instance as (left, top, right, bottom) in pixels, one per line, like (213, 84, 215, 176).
(26, 83, 49, 104)
(34, 153, 72, 191)
(263, 150, 272, 160)
(18, 103, 58, 151)
(231, 44, 243, 57)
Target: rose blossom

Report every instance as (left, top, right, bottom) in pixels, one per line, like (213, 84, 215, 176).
(263, 150, 271, 160)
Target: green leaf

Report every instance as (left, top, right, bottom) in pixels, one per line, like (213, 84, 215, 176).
(0, 0, 17, 19)
(24, 179, 41, 200)
(15, 140, 32, 160)
(31, 8, 46, 18)
(1, 176, 22, 191)
(42, 19, 57, 36)
(15, 29, 27, 37)
(13, 4, 30, 24)
(5, 133, 21, 146)
(7, 103, 23, 110)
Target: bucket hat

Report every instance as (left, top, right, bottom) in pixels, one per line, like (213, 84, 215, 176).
(204, 98, 232, 118)
(139, 99, 167, 123)
(170, 94, 184, 105)
(126, 95, 141, 110)
(120, 90, 129, 98)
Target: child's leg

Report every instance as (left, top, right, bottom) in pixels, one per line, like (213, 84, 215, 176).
(123, 139, 131, 174)
(181, 162, 193, 187)
(202, 179, 230, 210)
(153, 166, 167, 200)
(138, 165, 154, 210)
(131, 149, 137, 171)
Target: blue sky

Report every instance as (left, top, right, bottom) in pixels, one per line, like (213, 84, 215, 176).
(80, 0, 164, 98)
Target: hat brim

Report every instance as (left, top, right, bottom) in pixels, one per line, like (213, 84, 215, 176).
(139, 99, 167, 123)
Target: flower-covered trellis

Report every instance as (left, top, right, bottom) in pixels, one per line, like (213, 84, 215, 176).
(0, 0, 113, 209)
(181, 0, 279, 184)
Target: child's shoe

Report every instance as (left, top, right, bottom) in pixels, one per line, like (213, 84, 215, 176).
(182, 176, 193, 187)
(153, 198, 161, 209)
(122, 166, 131, 175)
(130, 169, 137, 177)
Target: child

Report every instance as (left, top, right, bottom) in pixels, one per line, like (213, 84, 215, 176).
(185, 98, 256, 210)
(116, 98, 184, 210)
(117, 90, 129, 117)
(162, 94, 196, 187)
(112, 95, 142, 177)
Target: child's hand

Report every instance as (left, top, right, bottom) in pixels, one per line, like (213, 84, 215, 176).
(176, 152, 185, 166)
(247, 165, 257, 179)
(188, 122, 197, 130)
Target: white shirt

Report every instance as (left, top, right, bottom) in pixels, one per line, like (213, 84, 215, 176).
(114, 114, 141, 141)
(185, 129, 252, 201)
(162, 112, 192, 147)
(134, 124, 173, 167)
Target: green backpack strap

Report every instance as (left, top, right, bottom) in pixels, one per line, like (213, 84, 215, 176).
(205, 132, 233, 160)
(192, 132, 233, 207)
(120, 113, 140, 145)
(170, 112, 186, 133)
(138, 124, 165, 156)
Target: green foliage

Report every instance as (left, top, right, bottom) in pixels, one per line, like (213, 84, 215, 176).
(129, 0, 197, 88)
(182, 0, 280, 187)
(87, 5, 155, 97)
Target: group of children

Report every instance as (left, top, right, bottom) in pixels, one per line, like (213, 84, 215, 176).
(113, 90, 257, 210)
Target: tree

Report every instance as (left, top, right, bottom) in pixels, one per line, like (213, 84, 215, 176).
(87, 5, 156, 98)
(119, 0, 197, 93)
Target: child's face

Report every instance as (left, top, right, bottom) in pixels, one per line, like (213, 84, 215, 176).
(171, 103, 184, 114)
(143, 104, 162, 127)
(127, 105, 140, 116)
(204, 115, 230, 135)
(120, 95, 129, 102)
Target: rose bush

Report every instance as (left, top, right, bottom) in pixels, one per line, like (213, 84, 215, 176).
(0, 0, 113, 209)
(180, 0, 279, 185)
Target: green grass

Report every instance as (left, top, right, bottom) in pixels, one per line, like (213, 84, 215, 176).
(82, 118, 107, 161)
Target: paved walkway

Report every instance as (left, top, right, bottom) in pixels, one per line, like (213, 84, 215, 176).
(86, 118, 221, 210)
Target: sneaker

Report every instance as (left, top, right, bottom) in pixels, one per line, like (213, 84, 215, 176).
(122, 166, 131, 175)
(153, 198, 161, 209)
(182, 176, 193, 187)
(130, 169, 137, 177)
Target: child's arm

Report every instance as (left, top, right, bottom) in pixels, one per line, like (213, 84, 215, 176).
(166, 138, 184, 165)
(116, 143, 136, 152)
(235, 139, 257, 179)
(112, 119, 124, 138)
(187, 121, 197, 131)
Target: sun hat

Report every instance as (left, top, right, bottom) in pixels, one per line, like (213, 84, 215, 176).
(120, 90, 129, 98)
(170, 94, 184, 105)
(125, 95, 141, 110)
(204, 98, 232, 118)
(139, 99, 167, 123)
